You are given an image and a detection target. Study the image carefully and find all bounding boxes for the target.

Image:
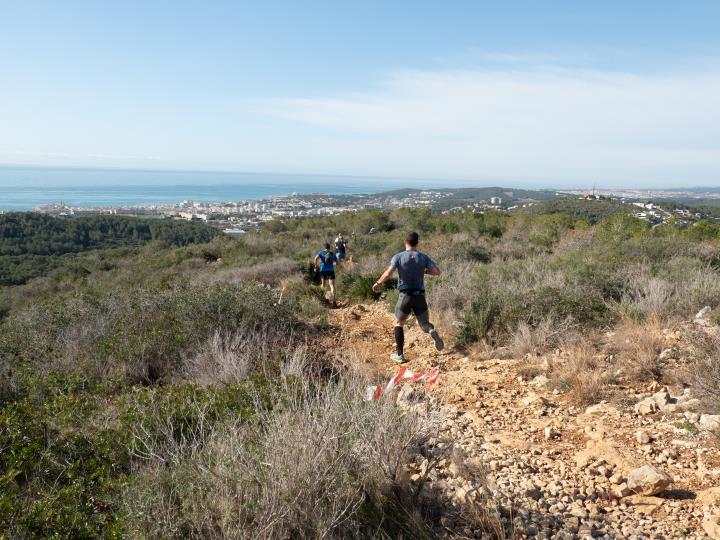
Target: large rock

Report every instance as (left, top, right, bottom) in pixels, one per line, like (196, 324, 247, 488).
(626, 465, 673, 496)
(530, 374, 550, 387)
(521, 392, 549, 407)
(635, 397, 659, 415)
(396, 383, 415, 406)
(584, 401, 619, 416)
(700, 414, 720, 432)
(698, 486, 720, 507)
(696, 306, 712, 326)
(704, 516, 720, 540)
(652, 388, 672, 408)
(634, 388, 677, 415)
(575, 439, 637, 475)
(699, 488, 720, 539)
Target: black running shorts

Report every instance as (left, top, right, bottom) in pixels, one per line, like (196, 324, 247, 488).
(394, 291, 430, 327)
(320, 270, 336, 280)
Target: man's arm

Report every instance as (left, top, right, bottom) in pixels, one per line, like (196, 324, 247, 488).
(313, 254, 320, 269)
(372, 266, 396, 293)
(426, 256, 441, 276)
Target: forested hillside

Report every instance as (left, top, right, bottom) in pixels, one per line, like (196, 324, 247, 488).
(0, 213, 218, 285)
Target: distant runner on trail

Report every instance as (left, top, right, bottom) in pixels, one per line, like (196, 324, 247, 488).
(334, 233, 348, 262)
(372, 231, 444, 362)
(314, 242, 338, 307)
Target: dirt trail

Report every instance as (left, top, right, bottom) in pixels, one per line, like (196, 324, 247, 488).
(326, 301, 720, 539)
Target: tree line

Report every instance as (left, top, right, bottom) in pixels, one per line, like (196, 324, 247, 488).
(0, 213, 218, 285)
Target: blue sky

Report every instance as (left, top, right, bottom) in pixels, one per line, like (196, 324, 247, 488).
(1, 1, 719, 188)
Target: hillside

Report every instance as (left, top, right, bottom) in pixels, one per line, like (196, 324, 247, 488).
(520, 197, 630, 224)
(3, 207, 720, 537)
(0, 213, 218, 285)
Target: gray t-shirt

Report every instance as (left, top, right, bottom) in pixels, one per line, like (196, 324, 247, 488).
(390, 250, 438, 292)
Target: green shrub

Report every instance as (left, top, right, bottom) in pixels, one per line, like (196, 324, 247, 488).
(0, 374, 270, 539)
(463, 243, 492, 263)
(457, 293, 501, 346)
(337, 271, 396, 303)
(0, 376, 130, 538)
(0, 281, 295, 385)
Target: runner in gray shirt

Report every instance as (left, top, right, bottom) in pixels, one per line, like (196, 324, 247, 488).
(372, 231, 444, 362)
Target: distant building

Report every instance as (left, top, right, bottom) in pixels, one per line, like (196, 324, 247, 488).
(490, 196, 502, 205)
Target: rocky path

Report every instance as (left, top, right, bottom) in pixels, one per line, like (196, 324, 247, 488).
(327, 302, 720, 539)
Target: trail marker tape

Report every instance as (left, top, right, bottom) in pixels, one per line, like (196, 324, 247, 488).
(364, 366, 440, 401)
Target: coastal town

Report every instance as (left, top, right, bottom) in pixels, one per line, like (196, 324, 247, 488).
(27, 186, 718, 234)
(29, 189, 523, 234)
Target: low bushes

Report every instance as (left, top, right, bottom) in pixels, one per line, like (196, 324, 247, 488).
(0, 281, 294, 386)
(0, 375, 269, 538)
(337, 270, 397, 303)
(454, 258, 612, 346)
(123, 375, 439, 539)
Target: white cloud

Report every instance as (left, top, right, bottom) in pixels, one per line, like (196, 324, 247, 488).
(261, 64, 720, 187)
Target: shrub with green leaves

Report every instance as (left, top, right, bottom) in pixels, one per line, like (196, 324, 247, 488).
(0, 281, 294, 386)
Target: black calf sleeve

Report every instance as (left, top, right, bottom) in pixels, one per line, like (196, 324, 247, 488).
(419, 321, 434, 333)
(394, 326, 404, 356)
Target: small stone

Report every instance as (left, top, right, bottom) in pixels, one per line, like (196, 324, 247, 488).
(636, 430, 652, 445)
(609, 472, 624, 485)
(613, 482, 632, 498)
(396, 383, 415, 406)
(526, 487, 543, 501)
(544, 426, 558, 439)
(531, 374, 550, 387)
(453, 486, 469, 503)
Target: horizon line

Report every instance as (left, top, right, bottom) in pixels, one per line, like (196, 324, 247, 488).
(1, 162, 716, 192)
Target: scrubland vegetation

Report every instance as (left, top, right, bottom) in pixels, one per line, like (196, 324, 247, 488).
(3, 202, 720, 537)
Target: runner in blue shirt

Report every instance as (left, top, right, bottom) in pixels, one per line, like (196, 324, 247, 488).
(314, 242, 338, 306)
(372, 231, 444, 362)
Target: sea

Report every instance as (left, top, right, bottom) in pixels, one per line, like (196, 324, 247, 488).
(0, 166, 439, 210)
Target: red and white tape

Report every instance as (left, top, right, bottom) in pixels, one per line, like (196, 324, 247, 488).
(364, 366, 440, 401)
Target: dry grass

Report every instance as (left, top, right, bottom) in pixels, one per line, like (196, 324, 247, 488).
(621, 261, 720, 321)
(688, 330, 720, 414)
(606, 317, 666, 382)
(206, 257, 300, 287)
(123, 373, 445, 539)
(426, 260, 484, 331)
(547, 317, 669, 406)
(185, 330, 305, 385)
(510, 316, 577, 359)
(549, 343, 612, 407)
